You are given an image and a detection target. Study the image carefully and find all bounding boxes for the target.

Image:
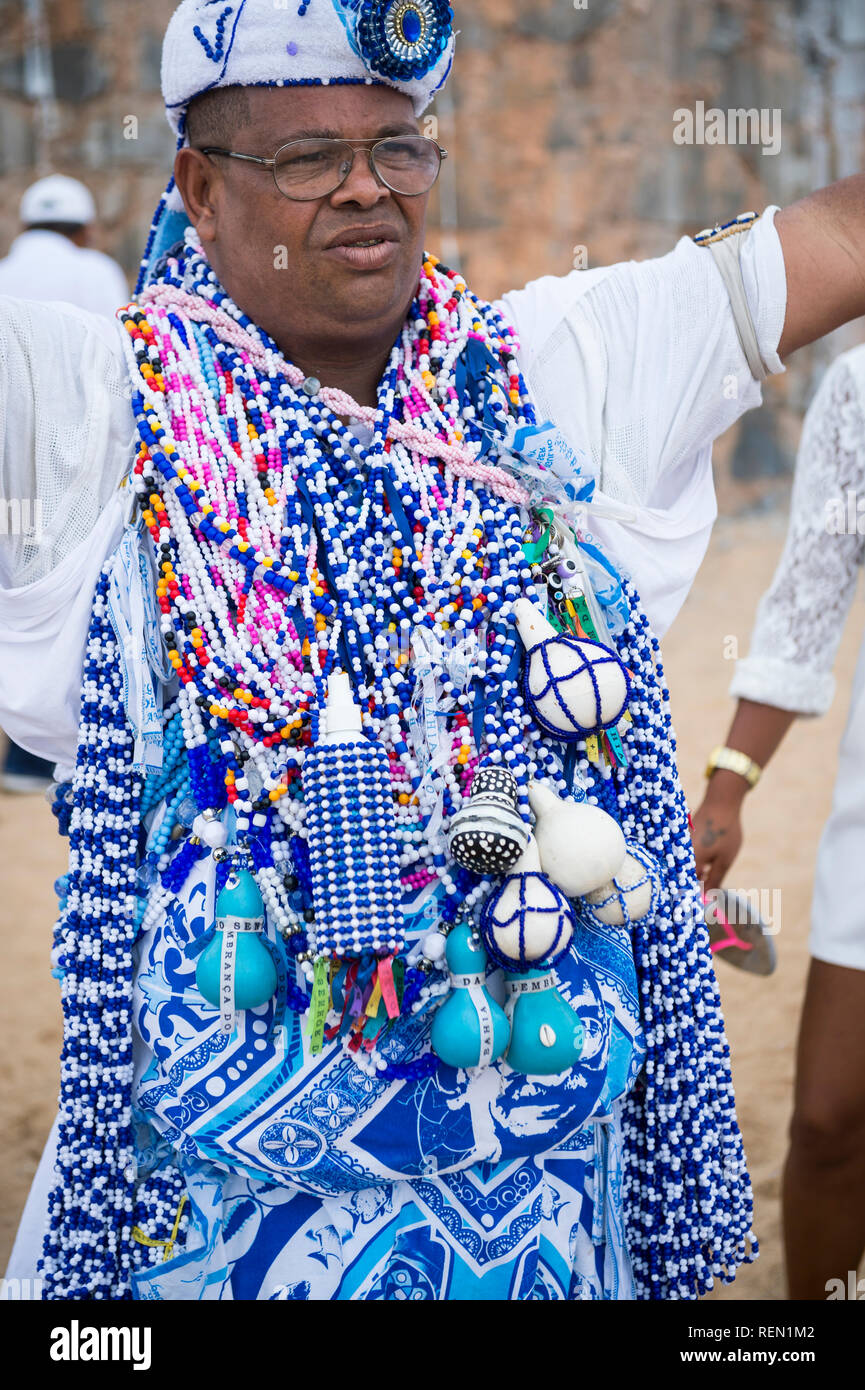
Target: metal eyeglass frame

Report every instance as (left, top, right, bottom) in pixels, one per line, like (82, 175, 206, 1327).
(200, 136, 448, 201)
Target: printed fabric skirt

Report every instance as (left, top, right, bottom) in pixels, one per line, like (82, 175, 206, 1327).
(12, 850, 646, 1301)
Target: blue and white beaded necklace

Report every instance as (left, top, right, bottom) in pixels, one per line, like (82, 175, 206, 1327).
(122, 231, 557, 950)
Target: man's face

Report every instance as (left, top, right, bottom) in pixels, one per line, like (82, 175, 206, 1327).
(180, 84, 431, 357)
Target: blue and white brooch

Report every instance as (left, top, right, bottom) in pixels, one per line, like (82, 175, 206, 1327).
(353, 0, 453, 82)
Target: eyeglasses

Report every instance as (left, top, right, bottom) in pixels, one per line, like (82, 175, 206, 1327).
(200, 135, 447, 201)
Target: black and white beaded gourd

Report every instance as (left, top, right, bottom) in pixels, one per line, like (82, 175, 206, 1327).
(447, 766, 531, 876)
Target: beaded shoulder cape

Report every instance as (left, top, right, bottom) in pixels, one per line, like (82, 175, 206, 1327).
(40, 230, 755, 1300)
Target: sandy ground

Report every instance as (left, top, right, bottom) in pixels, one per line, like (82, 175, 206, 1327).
(2, 511, 863, 1297)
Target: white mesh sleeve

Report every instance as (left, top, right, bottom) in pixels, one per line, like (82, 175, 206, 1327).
(0, 296, 134, 589)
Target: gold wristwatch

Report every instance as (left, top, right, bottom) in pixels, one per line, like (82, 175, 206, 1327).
(705, 745, 762, 789)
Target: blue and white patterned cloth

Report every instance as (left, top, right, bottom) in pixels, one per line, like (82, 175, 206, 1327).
(131, 853, 645, 1300)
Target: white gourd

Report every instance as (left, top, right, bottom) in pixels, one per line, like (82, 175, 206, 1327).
(528, 780, 627, 897)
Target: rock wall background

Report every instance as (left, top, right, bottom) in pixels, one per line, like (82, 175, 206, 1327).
(1, 0, 864, 512)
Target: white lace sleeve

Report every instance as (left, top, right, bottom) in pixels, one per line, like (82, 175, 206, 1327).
(729, 350, 865, 716)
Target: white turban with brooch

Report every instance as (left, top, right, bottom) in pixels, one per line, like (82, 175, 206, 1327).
(139, 0, 455, 286)
(163, 0, 455, 136)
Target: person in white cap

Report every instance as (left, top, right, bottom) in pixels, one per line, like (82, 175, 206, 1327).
(4, 0, 865, 1306)
(0, 176, 129, 792)
(0, 175, 129, 319)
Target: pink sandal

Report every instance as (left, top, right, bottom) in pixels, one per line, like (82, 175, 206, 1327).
(703, 890, 777, 977)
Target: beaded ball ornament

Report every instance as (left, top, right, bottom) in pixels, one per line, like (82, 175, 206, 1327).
(582, 840, 659, 927)
(479, 866, 576, 972)
(41, 226, 757, 1302)
(523, 632, 632, 740)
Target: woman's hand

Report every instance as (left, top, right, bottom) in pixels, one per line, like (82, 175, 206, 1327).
(690, 770, 747, 890)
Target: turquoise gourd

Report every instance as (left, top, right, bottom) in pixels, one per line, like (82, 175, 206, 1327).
(430, 923, 509, 1069)
(196, 867, 278, 1019)
(504, 967, 584, 1075)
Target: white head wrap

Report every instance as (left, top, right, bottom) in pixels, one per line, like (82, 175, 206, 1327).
(162, 0, 455, 137)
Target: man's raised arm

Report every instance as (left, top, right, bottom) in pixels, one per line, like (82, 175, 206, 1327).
(776, 174, 865, 359)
